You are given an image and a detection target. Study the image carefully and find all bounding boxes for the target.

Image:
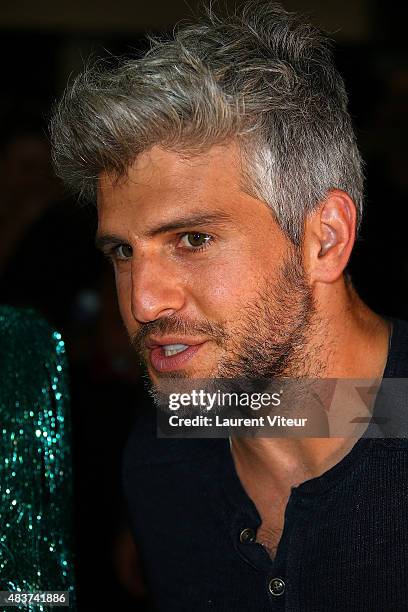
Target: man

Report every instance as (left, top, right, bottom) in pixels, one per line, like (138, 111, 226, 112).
(50, 2, 408, 610)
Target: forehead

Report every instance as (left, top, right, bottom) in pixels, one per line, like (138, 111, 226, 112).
(97, 142, 256, 231)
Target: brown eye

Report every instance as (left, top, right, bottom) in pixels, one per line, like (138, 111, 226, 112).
(181, 233, 212, 249)
(115, 244, 133, 259)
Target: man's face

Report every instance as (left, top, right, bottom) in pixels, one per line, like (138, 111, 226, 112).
(97, 143, 315, 387)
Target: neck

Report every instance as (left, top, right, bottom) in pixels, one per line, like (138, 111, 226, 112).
(311, 277, 391, 379)
(231, 277, 391, 484)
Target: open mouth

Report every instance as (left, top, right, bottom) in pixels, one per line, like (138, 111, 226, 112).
(148, 341, 205, 373)
(162, 343, 190, 357)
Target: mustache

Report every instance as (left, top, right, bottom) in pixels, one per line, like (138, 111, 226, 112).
(130, 315, 228, 355)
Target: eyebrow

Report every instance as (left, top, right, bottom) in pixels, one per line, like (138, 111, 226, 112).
(95, 210, 233, 250)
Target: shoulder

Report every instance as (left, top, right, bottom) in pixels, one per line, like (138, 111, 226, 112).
(123, 410, 225, 469)
(0, 305, 65, 357)
(367, 317, 408, 441)
(122, 411, 229, 543)
(374, 438, 408, 450)
(0, 305, 69, 410)
(385, 317, 408, 377)
(0, 305, 67, 368)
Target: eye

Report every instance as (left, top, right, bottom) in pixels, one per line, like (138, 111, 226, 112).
(113, 244, 133, 259)
(179, 232, 212, 250)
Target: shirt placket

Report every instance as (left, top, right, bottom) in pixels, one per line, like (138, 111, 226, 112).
(221, 443, 304, 610)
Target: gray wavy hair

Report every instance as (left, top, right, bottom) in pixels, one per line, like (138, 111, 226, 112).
(50, 0, 364, 245)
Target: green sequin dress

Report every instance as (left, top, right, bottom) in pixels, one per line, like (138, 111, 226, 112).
(0, 306, 76, 610)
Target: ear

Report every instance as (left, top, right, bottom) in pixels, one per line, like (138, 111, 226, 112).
(304, 189, 357, 284)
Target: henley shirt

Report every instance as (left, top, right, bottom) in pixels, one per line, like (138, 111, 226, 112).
(123, 317, 408, 611)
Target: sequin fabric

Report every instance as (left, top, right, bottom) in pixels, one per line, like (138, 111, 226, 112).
(0, 306, 76, 610)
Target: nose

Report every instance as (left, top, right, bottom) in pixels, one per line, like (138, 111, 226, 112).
(130, 252, 186, 323)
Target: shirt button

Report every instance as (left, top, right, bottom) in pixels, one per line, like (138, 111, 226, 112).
(239, 527, 256, 543)
(269, 577, 285, 597)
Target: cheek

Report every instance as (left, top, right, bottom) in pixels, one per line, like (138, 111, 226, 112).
(185, 246, 269, 319)
(114, 268, 134, 330)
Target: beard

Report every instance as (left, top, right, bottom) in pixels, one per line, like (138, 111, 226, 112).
(130, 246, 324, 390)
(216, 248, 322, 378)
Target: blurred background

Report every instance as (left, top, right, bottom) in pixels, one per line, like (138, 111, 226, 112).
(0, 0, 407, 609)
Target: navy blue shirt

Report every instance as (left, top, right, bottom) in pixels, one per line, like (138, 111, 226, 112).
(123, 319, 408, 611)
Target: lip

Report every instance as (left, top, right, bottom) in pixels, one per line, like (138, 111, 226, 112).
(148, 341, 206, 373)
(146, 336, 208, 349)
